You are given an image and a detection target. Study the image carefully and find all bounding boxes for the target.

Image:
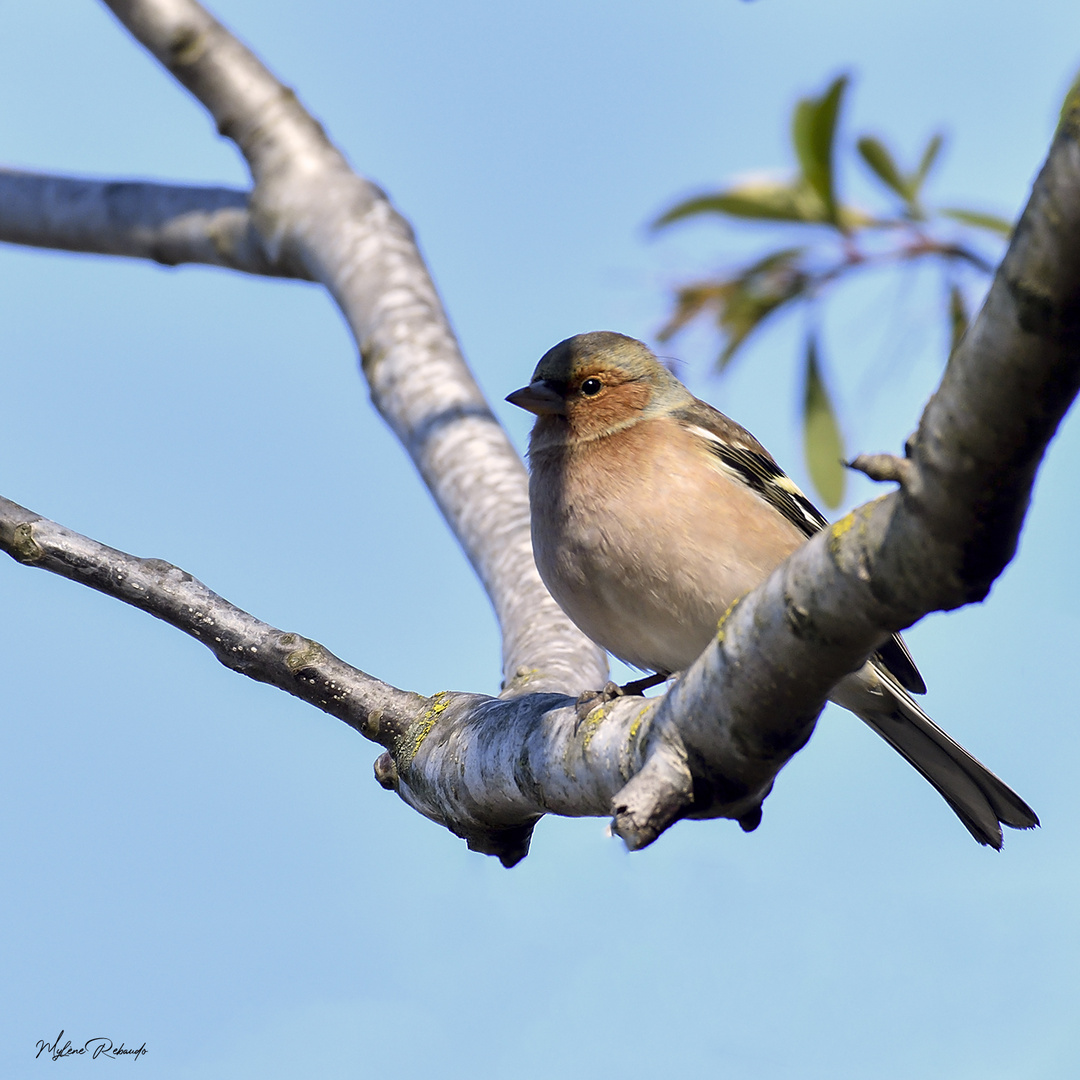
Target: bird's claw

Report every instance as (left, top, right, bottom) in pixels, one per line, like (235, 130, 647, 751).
(574, 681, 624, 722)
(574, 673, 671, 723)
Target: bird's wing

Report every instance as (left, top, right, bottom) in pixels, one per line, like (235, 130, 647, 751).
(676, 398, 828, 538)
(676, 397, 927, 695)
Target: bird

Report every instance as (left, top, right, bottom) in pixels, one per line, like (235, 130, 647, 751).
(506, 330, 1038, 848)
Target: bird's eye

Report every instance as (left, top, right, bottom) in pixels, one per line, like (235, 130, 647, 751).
(580, 377, 603, 396)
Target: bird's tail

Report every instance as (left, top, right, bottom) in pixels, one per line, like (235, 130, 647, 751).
(832, 665, 1039, 849)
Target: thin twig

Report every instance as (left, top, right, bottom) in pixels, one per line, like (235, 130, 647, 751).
(0, 495, 417, 746)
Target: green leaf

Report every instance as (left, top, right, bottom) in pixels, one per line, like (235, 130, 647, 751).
(939, 207, 1013, 238)
(912, 133, 944, 193)
(856, 135, 910, 201)
(948, 282, 969, 355)
(656, 248, 812, 353)
(715, 248, 811, 368)
(656, 282, 728, 342)
(792, 74, 849, 227)
(802, 336, 846, 507)
(715, 287, 789, 368)
(652, 183, 826, 227)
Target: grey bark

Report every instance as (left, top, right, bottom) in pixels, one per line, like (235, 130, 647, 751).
(0, 168, 303, 276)
(2, 0, 1078, 864)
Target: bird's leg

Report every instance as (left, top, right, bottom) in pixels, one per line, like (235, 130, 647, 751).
(619, 672, 670, 696)
(574, 672, 670, 722)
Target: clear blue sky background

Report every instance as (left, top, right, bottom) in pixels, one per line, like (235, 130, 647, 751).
(2, 2, 1079, 1077)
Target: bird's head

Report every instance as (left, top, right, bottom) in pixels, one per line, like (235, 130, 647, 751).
(507, 331, 689, 441)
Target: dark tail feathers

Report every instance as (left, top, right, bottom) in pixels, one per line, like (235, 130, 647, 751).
(855, 666, 1038, 849)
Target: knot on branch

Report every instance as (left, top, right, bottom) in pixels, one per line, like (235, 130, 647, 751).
(167, 25, 208, 68)
(373, 752, 398, 790)
(464, 823, 538, 868)
(610, 734, 694, 850)
(11, 521, 45, 564)
(846, 452, 917, 488)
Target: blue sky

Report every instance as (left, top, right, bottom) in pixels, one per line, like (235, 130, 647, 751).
(2, 2, 1079, 1077)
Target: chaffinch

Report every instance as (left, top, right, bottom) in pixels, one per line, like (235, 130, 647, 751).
(507, 330, 1038, 848)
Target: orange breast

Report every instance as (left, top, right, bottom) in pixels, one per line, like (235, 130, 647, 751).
(529, 418, 808, 672)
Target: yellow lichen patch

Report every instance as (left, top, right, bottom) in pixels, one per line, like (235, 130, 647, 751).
(422, 692, 451, 722)
(827, 511, 859, 557)
(828, 499, 888, 559)
(285, 640, 324, 672)
(621, 704, 653, 780)
(627, 705, 649, 748)
(715, 594, 746, 644)
(396, 691, 452, 770)
(831, 511, 857, 538)
(503, 667, 541, 693)
(170, 27, 208, 66)
(579, 708, 605, 753)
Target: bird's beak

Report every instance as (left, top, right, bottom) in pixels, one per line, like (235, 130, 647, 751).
(505, 380, 567, 416)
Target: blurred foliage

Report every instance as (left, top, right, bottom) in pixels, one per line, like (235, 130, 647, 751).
(652, 73, 1013, 506)
(802, 335, 846, 506)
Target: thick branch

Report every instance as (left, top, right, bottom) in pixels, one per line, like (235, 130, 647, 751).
(97, 0, 606, 696)
(897, 109, 1080, 606)
(0, 168, 307, 276)
(0, 492, 630, 867)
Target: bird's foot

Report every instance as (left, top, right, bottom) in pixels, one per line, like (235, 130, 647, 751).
(575, 681, 624, 722)
(574, 673, 669, 722)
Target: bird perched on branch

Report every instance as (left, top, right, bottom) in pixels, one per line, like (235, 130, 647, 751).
(507, 330, 1037, 848)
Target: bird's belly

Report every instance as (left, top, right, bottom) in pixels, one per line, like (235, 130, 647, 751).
(533, 496, 775, 673)
(529, 435, 806, 673)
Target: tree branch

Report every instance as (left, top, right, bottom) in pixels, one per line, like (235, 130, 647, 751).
(0, 492, 634, 867)
(0, 168, 307, 276)
(0, 495, 417, 746)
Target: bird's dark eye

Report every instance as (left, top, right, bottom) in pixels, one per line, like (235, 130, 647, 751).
(580, 377, 603, 396)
